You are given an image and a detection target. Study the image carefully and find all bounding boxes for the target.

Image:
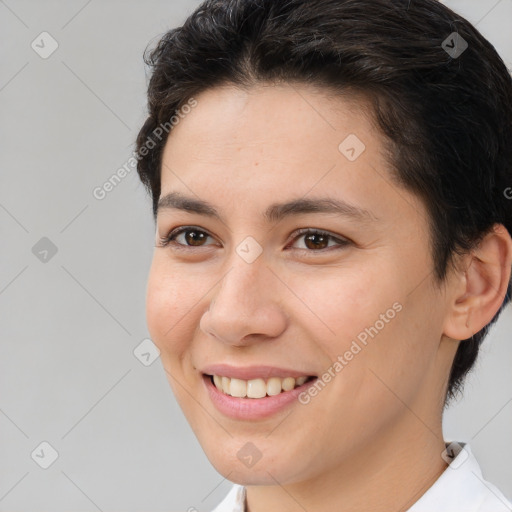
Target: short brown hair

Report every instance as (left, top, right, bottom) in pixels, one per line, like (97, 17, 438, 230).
(135, 0, 512, 405)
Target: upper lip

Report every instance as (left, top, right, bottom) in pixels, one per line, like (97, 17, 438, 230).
(201, 364, 316, 380)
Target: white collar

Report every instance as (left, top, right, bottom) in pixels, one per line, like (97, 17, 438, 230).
(211, 442, 512, 512)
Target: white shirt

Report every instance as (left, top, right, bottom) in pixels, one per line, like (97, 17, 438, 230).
(211, 442, 512, 512)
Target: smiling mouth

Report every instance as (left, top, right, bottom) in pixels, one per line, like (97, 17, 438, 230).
(205, 374, 317, 399)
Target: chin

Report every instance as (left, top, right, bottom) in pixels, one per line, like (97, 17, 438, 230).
(198, 435, 315, 486)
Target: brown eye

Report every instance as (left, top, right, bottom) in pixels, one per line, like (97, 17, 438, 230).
(159, 227, 217, 248)
(290, 229, 350, 251)
(304, 232, 329, 250)
(183, 230, 208, 246)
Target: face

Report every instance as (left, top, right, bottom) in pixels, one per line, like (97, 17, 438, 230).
(146, 83, 457, 485)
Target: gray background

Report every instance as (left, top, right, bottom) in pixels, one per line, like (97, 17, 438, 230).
(1, 1, 511, 510)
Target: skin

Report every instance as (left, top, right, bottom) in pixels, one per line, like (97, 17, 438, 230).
(145, 83, 512, 512)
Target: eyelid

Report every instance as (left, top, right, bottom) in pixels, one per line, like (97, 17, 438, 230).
(158, 225, 351, 254)
(288, 227, 349, 245)
(158, 225, 218, 248)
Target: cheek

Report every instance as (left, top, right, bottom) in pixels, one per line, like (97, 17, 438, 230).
(291, 259, 432, 400)
(288, 263, 397, 354)
(145, 257, 202, 361)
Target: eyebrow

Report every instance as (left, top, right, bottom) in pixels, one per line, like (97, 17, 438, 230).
(157, 191, 378, 224)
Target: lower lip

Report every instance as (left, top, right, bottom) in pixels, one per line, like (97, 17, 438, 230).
(202, 374, 317, 420)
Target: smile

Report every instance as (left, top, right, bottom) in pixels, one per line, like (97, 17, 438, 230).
(208, 374, 315, 398)
(201, 366, 319, 420)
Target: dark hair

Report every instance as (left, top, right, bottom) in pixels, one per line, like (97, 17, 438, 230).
(135, 0, 512, 405)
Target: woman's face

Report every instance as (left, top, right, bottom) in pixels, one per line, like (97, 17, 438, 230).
(146, 83, 457, 485)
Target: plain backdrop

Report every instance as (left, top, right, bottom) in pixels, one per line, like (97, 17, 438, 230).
(1, 1, 511, 510)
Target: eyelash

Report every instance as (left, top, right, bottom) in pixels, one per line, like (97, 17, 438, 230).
(157, 226, 350, 253)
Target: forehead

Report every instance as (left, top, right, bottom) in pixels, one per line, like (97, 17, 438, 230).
(159, 83, 425, 227)
(163, 83, 374, 166)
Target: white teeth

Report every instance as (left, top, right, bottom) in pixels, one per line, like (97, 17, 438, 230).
(266, 377, 282, 396)
(229, 378, 247, 398)
(211, 374, 312, 398)
(247, 379, 267, 398)
(213, 375, 222, 389)
(282, 377, 295, 391)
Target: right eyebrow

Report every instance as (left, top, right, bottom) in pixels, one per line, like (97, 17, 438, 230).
(157, 191, 220, 219)
(156, 191, 378, 224)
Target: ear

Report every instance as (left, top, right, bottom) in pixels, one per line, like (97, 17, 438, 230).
(443, 224, 512, 341)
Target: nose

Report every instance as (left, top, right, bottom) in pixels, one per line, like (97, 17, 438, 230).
(199, 257, 288, 346)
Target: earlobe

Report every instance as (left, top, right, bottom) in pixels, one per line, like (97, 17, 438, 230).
(443, 224, 512, 341)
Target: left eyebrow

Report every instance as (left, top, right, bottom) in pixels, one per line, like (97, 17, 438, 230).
(156, 191, 378, 224)
(264, 197, 378, 224)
